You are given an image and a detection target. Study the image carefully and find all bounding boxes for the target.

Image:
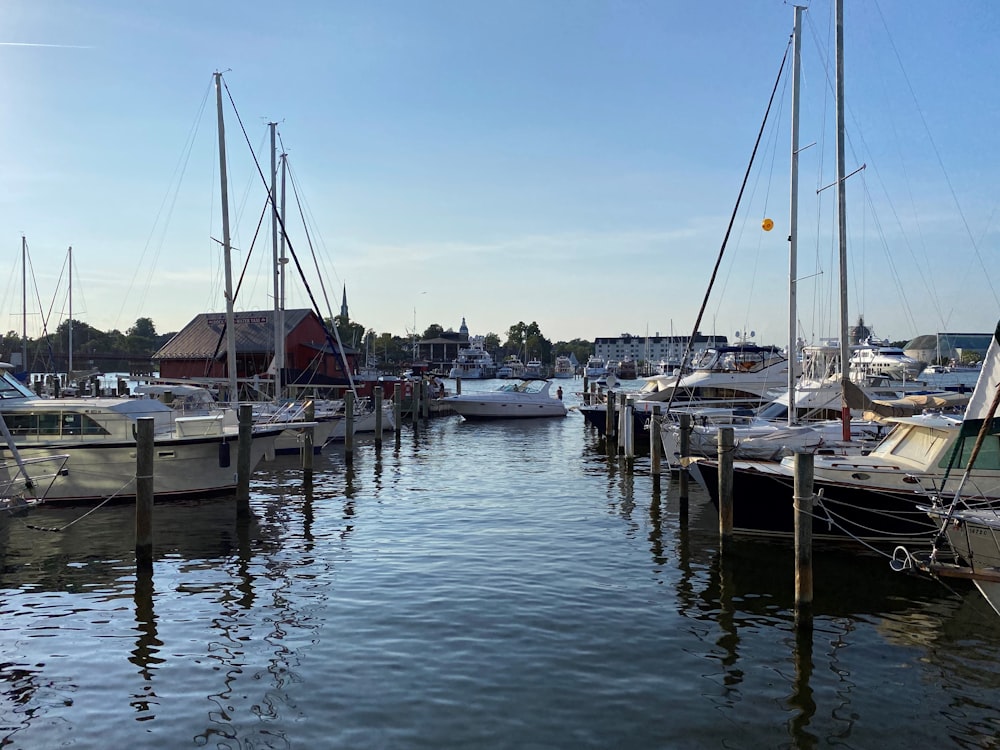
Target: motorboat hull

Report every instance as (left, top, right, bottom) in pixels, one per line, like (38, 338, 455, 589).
(692, 458, 939, 543)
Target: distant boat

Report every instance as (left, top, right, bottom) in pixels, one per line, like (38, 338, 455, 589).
(523, 359, 544, 378)
(448, 340, 497, 379)
(443, 380, 567, 420)
(552, 356, 574, 379)
(497, 357, 525, 379)
(584, 356, 607, 379)
(849, 336, 925, 380)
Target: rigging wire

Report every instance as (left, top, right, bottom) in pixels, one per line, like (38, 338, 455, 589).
(220, 76, 358, 395)
(113, 79, 213, 332)
(662, 35, 791, 417)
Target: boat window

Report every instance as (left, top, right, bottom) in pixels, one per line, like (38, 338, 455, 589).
(945, 434, 1000, 471)
(885, 425, 949, 462)
(3, 411, 109, 437)
(4, 413, 39, 435)
(38, 413, 62, 435)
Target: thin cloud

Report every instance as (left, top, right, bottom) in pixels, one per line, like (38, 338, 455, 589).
(0, 42, 93, 49)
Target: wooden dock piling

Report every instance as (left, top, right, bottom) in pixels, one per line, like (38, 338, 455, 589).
(650, 405, 662, 477)
(794, 452, 814, 626)
(393, 383, 402, 435)
(679, 413, 691, 519)
(302, 401, 314, 472)
(237, 403, 253, 520)
(345, 391, 355, 466)
(135, 417, 154, 570)
(374, 387, 383, 449)
(718, 427, 734, 544)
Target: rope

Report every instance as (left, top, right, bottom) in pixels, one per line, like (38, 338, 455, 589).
(21, 476, 137, 533)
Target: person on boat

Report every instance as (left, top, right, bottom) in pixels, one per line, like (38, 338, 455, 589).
(556, 386, 563, 400)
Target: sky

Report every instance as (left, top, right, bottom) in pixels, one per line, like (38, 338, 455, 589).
(1, 0, 998, 351)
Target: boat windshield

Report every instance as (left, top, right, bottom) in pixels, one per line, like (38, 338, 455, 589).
(0, 371, 36, 400)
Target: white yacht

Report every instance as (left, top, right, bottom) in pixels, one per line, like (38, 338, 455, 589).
(584, 356, 608, 379)
(849, 336, 925, 380)
(443, 380, 567, 420)
(0, 364, 287, 504)
(553, 356, 575, 378)
(448, 339, 497, 379)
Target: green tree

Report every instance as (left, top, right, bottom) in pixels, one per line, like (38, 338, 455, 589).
(422, 323, 444, 339)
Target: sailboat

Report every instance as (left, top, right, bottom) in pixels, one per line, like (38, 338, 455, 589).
(891, 320, 1000, 615)
(684, 1, 967, 543)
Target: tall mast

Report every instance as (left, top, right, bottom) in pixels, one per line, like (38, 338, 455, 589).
(787, 5, 804, 426)
(278, 150, 287, 388)
(215, 72, 239, 405)
(67, 246, 73, 378)
(21, 236, 27, 371)
(269, 121, 283, 400)
(836, 0, 851, 440)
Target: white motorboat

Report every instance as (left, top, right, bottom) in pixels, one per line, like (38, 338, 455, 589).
(497, 357, 525, 379)
(553, 356, 575, 379)
(849, 336, 925, 380)
(134, 383, 338, 455)
(443, 380, 567, 420)
(523, 359, 545, 378)
(0, 364, 286, 504)
(448, 340, 497, 379)
(580, 342, 791, 436)
(584, 356, 608, 379)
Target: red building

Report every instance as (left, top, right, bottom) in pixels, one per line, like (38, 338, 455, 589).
(153, 309, 358, 395)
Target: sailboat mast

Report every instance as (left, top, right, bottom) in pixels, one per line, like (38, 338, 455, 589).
(278, 151, 287, 384)
(836, 0, 851, 440)
(214, 72, 239, 405)
(68, 246, 73, 379)
(788, 5, 804, 426)
(269, 121, 284, 400)
(21, 236, 27, 371)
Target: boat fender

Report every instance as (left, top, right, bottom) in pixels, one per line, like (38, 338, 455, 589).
(218, 441, 231, 468)
(402, 381, 413, 399)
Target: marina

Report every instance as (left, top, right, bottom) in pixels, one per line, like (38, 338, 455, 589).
(2, 380, 1000, 747)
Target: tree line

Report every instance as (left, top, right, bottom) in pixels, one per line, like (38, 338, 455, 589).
(2, 315, 596, 374)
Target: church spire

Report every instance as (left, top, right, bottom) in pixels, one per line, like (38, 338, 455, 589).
(340, 285, 349, 319)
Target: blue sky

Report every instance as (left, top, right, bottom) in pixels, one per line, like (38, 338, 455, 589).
(1, 0, 997, 350)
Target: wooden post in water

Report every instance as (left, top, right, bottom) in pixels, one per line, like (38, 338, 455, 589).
(455, 376, 462, 395)
(374, 386, 383, 449)
(344, 391, 355, 466)
(678, 412, 691, 519)
(135, 417, 154, 570)
(393, 382, 402, 435)
(421, 379, 429, 420)
(582, 375, 590, 404)
(237, 403, 253, 520)
(623, 400, 635, 464)
(411, 380, 419, 428)
(650, 405, 662, 477)
(604, 390, 615, 454)
(718, 427, 734, 544)
(302, 401, 314, 472)
(794, 452, 814, 627)
(617, 392, 628, 455)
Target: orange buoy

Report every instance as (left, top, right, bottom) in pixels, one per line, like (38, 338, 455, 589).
(761, 218, 774, 232)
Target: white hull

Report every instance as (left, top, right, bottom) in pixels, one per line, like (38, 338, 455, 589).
(329, 404, 397, 440)
(0, 430, 281, 504)
(274, 418, 338, 454)
(443, 381, 567, 420)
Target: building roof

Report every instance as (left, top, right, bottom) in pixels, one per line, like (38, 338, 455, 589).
(906, 332, 993, 352)
(154, 309, 349, 360)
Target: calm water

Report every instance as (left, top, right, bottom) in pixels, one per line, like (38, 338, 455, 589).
(2, 378, 1000, 749)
